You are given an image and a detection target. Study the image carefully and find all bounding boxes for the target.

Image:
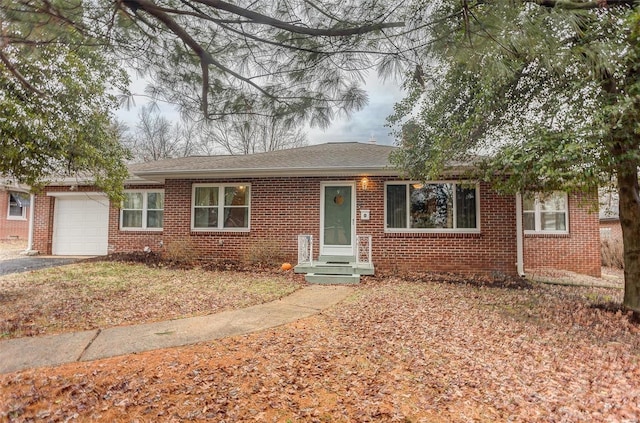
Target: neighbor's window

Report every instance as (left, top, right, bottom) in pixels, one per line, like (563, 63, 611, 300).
(523, 192, 568, 233)
(7, 191, 27, 220)
(192, 184, 250, 230)
(120, 190, 164, 230)
(385, 182, 479, 231)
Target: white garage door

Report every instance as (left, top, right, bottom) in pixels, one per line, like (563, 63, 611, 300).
(52, 194, 109, 255)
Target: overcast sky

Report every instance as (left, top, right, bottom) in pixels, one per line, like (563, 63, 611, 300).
(116, 73, 404, 147)
(305, 74, 404, 146)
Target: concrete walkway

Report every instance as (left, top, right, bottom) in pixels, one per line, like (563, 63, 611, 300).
(0, 285, 352, 374)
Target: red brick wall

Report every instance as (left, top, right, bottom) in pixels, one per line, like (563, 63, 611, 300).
(130, 178, 321, 263)
(523, 192, 601, 277)
(105, 177, 519, 276)
(600, 220, 622, 244)
(33, 179, 602, 278)
(108, 185, 164, 254)
(0, 190, 30, 240)
(362, 178, 517, 276)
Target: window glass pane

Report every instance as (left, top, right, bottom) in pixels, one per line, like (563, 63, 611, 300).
(541, 212, 566, 231)
(8, 194, 23, 217)
(410, 184, 453, 229)
(124, 192, 143, 209)
(147, 210, 164, 228)
(194, 208, 218, 228)
(523, 193, 535, 211)
(386, 185, 407, 228)
(524, 212, 535, 231)
(195, 187, 218, 206)
(9, 204, 22, 217)
(122, 210, 143, 228)
(147, 192, 164, 210)
(456, 185, 477, 228)
(223, 207, 248, 228)
(225, 186, 248, 206)
(540, 192, 566, 211)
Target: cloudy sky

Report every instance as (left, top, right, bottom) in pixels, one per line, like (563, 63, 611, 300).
(305, 75, 404, 146)
(116, 73, 404, 147)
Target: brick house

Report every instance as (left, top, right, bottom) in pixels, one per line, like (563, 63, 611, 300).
(31, 142, 601, 281)
(599, 190, 622, 243)
(0, 182, 31, 240)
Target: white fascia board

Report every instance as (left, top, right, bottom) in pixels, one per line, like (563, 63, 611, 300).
(124, 176, 164, 186)
(46, 191, 108, 198)
(43, 175, 162, 187)
(43, 176, 95, 186)
(133, 167, 401, 181)
(0, 185, 30, 193)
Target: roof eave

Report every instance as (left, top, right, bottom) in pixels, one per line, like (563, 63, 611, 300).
(40, 175, 163, 187)
(133, 166, 401, 182)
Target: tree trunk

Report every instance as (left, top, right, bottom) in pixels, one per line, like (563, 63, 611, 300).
(617, 161, 640, 315)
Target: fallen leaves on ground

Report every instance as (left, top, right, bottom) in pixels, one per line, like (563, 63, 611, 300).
(2, 276, 639, 422)
(0, 261, 303, 338)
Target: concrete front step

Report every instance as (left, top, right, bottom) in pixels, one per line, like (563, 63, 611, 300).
(294, 262, 375, 276)
(312, 263, 356, 275)
(295, 256, 374, 285)
(305, 273, 360, 285)
(318, 255, 356, 263)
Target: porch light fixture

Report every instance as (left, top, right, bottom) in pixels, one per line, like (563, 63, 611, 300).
(361, 177, 369, 191)
(412, 183, 424, 189)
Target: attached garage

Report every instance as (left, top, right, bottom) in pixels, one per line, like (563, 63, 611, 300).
(50, 193, 109, 255)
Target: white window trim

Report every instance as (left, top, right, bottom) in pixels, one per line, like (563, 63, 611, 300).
(523, 192, 569, 235)
(191, 183, 251, 232)
(384, 181, 481, 234)
(120, 189, 164, 231)
(7, 191, 27, 221)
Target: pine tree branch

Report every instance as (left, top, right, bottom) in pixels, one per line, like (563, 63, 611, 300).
(528, 0, 634, 9)
(188, 0, 405, 36)
(123, 0, 278, 115)
(121, 0, 407, 116)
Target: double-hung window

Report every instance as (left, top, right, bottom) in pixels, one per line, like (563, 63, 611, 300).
(120, 190, 164, 230)
(523, 192, 568, 233)
(385, 181, 479, 232)
(192, 184, 250, 231)
(7, 191, 27, 220)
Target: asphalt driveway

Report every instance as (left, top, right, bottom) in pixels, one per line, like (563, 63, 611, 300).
(0, 256, 85, 276)
(0, 241, 85, 275)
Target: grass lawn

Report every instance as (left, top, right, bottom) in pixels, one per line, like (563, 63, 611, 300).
(1, 269, 639, 422)
(0, 261, 303, 339)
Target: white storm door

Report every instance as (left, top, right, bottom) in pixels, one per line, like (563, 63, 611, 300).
(320, 182, 355, 257)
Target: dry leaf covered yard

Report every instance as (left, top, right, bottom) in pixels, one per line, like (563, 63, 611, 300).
(1, 260, 639, 422)
(0, 260, 302, 339)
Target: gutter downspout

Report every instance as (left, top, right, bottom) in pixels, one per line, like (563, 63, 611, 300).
(515, 192, 525, 277)
(26, 193, 35, 253)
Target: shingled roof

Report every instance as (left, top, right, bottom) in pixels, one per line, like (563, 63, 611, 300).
(130, 142, 399, 181)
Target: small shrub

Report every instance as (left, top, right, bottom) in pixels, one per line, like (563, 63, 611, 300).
(601, 238, 624, 269)
(163, 237, 198, 265)
(244, 239, 287, 266)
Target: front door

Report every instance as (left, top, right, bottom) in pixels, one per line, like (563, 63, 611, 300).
(320, 182, 355, 257)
